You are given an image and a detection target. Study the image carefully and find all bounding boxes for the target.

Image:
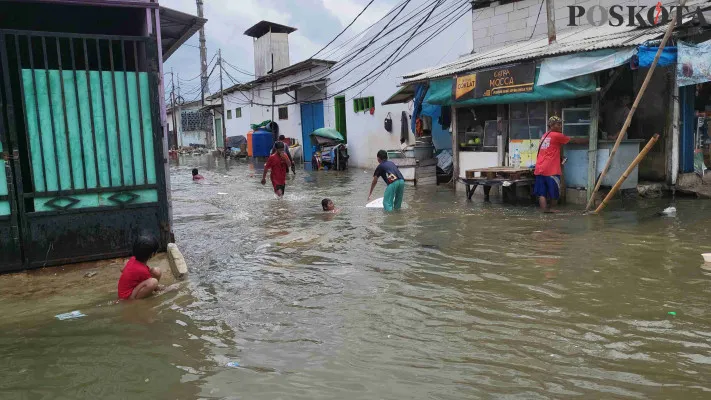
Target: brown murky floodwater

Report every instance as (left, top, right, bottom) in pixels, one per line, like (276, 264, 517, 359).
(2, 154, 711, 399)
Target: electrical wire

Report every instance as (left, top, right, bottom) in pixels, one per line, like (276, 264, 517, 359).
(529, 0, 545, 40)
(310, 0, 376, 59)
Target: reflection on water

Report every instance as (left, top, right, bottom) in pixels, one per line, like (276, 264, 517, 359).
(2, 154, 711, 399)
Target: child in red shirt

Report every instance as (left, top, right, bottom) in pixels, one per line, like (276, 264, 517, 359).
(192, 168, 204, 181)
(117, 234, 162, 300)
(261, 141, 290, 197)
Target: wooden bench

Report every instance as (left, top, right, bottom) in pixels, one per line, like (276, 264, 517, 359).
(460, 165, 535, 203)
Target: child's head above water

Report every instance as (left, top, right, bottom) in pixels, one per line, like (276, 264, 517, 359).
(192, 168, 199, 176)
(133, 234, 159, 263)
(321, 198, 335, 211)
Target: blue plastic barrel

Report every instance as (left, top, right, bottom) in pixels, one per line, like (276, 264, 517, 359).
(252, 129, 274, 157)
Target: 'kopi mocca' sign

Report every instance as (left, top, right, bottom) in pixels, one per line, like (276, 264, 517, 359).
(452, 63, 535, 101)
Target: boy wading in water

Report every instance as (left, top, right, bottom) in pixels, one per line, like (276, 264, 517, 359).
(117, 235, 162, 300)
(262, 141, 290, 198)
(368, 150, 405, 211)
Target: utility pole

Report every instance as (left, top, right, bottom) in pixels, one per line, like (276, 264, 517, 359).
(197, 0, 209, 105)
(219, 48, 227, 155)
(176, 73, 183, 148)
(545, 0, 557, 44)
(170, 69, 178, 148)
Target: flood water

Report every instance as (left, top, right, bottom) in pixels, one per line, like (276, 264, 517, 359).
(3, 154, 711, 399)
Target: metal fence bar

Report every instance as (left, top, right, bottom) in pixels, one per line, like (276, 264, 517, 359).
(133, 41, 147, 185)
(41, 36, 62, 192)
(120, 39, 135, 185)
(11, 34, 36, 190)
(69, 38, 88, 190)
(55, 37, 75, 190)
(95, 38, 112, 186)
(82, 38, 101, 188)
(108, 39, 124, 186)
(23, 183, 158, 198)
(27, 36, 48, 192)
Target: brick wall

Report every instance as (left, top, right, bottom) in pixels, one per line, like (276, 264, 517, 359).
(472, 0, 685, 54)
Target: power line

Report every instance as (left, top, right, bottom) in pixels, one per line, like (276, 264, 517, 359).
(311, 0, 376, 59)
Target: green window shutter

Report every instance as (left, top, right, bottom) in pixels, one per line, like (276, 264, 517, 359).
(369, 97, 374, 109)
(353, 99, 358, 113)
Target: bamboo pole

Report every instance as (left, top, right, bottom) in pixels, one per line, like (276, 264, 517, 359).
(594, 134, 660, 214)
(585, 0, 686, 211)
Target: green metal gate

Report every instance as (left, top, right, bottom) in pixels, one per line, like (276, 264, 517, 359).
(0, 30, 169, 271)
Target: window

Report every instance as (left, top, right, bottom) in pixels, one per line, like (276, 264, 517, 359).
(352, 96, 375, 113)
(227, 109, 232, 119)
(235, 107, 242, 118)
(278, 107, 288, 120)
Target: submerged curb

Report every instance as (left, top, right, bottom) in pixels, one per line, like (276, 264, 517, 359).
(167, 243, 189, 280)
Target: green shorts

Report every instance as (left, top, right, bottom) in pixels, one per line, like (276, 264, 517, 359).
(383, 179, 405, 211)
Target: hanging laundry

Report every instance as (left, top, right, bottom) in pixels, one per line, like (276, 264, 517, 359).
(401, 111, 409, 144)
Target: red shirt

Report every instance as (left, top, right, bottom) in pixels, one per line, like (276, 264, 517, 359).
(534, 130, 570, 176)
(192, 175, 204, 181)
(265, 153, 289, 185)
(117, 257, 152, 299)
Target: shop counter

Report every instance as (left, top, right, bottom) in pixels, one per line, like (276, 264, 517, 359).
(563, 140, 644, 190)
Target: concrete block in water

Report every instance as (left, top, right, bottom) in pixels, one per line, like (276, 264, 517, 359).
(167, 243, 188, 280)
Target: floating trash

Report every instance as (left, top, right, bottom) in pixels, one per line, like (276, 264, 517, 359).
(55, 311, 86, 320)
(668, 311, 677, 316)
(226, 361, 240, 368)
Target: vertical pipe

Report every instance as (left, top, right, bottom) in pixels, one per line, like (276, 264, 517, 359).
(670, 78, 680, 185)
(83, 38, 101, 188)
(133, 41, 148, 185)
(121, 39, 135, 185)
(55, 37, 75, 190)
(219, 48, 227, 153)
(69, 38, 88, 190)
(586, 92, 599, 202)
(96, 38, 113, 186)
(451, 106, 459, 186)
(41, 36, 62, 193)
(545, 0, 557, 44)
(108, 39, 124, 187)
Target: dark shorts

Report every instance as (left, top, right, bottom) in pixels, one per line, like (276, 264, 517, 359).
(533, 175, 561, 200)
(273, 184, 285, 194)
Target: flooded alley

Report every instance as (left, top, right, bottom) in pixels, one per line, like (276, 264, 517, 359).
(3, 155, 711, 399)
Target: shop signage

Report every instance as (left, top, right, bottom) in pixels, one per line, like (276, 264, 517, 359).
(475, 63, 535, 97)
(452, 73, 477, 101)
(451, 63, 535, 101)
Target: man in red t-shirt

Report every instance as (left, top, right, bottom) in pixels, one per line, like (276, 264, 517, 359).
(117, 235, 162, 300)
(534, 116, 580, 212)
(261, 141, 290, 197)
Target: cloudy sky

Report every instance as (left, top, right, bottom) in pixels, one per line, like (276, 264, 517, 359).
(162, 0, 402, 101)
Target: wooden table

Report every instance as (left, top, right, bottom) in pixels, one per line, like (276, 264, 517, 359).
(460, 167, 535, 203)
(459, 177, 534, 203)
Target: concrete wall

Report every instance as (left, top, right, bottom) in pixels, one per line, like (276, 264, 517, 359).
(472, 0, 686, 53)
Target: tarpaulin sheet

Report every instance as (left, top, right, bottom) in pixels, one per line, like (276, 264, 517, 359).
(638, 45, 677, 67)
(425, 68, 596, 107)
(678, 40, 711, 87)
(538, 48, 637, 86)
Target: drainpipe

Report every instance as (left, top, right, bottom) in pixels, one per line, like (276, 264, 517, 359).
(545, 0, 557, 44)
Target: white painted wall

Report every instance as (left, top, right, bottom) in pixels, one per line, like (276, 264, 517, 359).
(221, 64, 331, 147)
(321, 0, 472, 169)
(459, 152, 499, 178)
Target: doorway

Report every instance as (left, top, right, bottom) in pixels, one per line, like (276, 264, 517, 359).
(300, 101, 324, 163)
(334, 96, 347, 142)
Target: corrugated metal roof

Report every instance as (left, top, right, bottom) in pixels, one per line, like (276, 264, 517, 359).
(402, 4, 706, 84)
